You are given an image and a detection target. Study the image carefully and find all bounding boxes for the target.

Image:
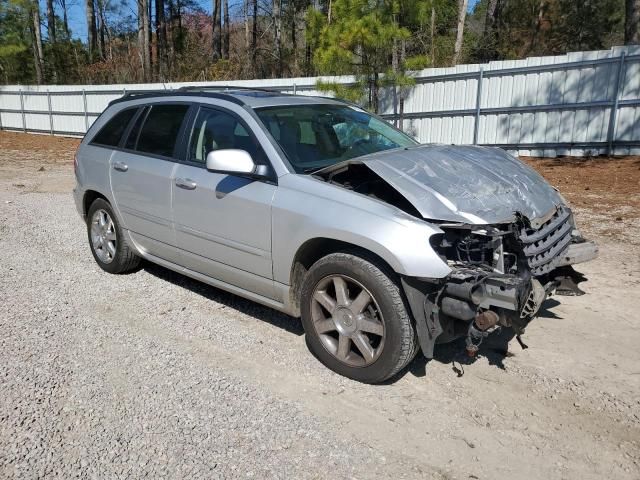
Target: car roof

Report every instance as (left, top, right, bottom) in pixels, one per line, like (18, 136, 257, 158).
(108, 87, 352, 110)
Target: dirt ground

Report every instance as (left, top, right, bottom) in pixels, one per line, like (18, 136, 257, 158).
(1, 130, 639, 479)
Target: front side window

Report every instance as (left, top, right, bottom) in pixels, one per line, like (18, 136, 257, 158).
(135, 104, 190, 157)
(91, 107, 137, 147)
(255, 104, 417, 173)
(188, 108, 265, 165)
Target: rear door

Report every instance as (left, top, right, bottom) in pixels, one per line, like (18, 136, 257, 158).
(110, 103, 192, 260)
(171, 105, 277, 298)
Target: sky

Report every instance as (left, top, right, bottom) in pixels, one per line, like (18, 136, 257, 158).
(61, 0, 481, 43)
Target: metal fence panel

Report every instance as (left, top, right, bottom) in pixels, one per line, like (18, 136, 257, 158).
(1, 46, 640, 156)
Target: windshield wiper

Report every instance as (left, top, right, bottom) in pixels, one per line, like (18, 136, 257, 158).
(302, 166, 326, 174)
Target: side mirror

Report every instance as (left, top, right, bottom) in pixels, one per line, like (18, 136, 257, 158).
(205, 149, 269, 178)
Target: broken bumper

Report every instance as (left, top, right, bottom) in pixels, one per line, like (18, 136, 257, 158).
(556, 240, 599, 267)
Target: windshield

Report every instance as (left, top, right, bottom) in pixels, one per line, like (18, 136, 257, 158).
(254, 104, 418, 173)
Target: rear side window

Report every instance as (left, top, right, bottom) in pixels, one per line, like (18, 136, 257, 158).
(91, 108, 137, 147)
(135, 104, 190, 157)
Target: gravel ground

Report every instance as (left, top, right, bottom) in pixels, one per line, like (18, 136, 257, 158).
(1, 132, 639, 479)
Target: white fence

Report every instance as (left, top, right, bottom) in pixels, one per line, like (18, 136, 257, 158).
(1, 45, 639, 157)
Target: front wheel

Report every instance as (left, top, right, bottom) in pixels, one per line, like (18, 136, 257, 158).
(87, 198, 140, 274)
(300, 252, 418, 383)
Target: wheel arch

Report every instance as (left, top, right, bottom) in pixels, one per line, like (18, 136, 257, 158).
(83, 189, 109, 217)
(288, 237, 398, 317)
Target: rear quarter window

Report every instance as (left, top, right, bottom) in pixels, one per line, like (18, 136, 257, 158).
(91, 108, 137, 147)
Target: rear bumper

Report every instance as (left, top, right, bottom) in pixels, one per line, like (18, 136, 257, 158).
(556, 240, 599, 267)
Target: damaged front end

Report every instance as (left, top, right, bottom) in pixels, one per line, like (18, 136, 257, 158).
(403, 205, 598, 358)
(313, 144, 598, 358)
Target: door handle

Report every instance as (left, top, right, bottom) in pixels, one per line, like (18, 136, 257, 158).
(113, 161, 128, 172)
(175, 177, 197, 190)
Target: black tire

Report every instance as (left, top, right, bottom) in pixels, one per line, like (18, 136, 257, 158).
(300, 251, 418, 384)
(86, 198, 140, 274)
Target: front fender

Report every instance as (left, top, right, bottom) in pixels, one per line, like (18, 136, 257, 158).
(271, 175, 451, 285)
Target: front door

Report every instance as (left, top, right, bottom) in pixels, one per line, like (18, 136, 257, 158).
(172, 106, 276, 298)
(110, 103, 190, 259)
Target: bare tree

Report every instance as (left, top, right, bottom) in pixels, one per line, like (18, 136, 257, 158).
(156, 0, 168, 77)
(212, 0, 222, 60)
(45, 0, 58, 81)
(273, 0, 283, 76)
(244, 0, 250, 49)
(97, 0, 106, 59)
(290, 0, 298, 72)
(138, 0, 151, 80)
(626, 0, 640, 44)
(222, 0, 229, 59)
(29, 0, 45, 83)
(86, 0, 98, 59)
(452, 0, 468, 64)
(98, 0, 113, 60)
(251, 0, 257, 73)
(430, 3, 435, 64)
(46, 0, 56, 43)
(56, 0, 70, 38)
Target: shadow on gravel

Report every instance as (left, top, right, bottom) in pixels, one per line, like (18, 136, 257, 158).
(400, 333, 518, 383)
(139, 260, 533, 384)
(142, 261, 305, 336)
(537, 298, 563, 319)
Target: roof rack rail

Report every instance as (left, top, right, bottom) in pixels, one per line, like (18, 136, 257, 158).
(177, 85, 284, 93)
(107, 88, 248, 107)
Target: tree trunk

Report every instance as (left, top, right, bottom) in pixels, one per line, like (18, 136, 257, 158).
(156, 0, 168, 78)
(525, 1, 546, 55)
(212, 0, 222, 61)
(251, 0, 257, 73)
(484, 0, 499, 34)
(273, 0, 282, 76)
(57, 0, 70, 38)
(452, 0, 468, 65)
(148, 0, 153, 74)
(46, 0, 56, 43)
(97, 0, 106, 60)
(481, 0, 500, 61)
(46, 0, 58, 82)
(430, 5, 435, 65)
(138, 0, 151, 81)
(30, 1, 45, 84)
(626, 0, 640, 44)
(86, 0, 97, 60)
(99, 0, 113, 60)
(244, 0, 250, 49)
(290, 3, 297, 73)
(399, 38, 405, 130)
(167, 0, 174, 65)
(223, 0, 229, 59)
(391, 20, 399, 126)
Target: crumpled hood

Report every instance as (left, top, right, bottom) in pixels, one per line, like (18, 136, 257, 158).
(356, 144, 563, 225)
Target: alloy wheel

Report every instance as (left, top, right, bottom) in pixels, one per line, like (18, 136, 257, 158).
(90, 209, 117, 264)
(311, 274, 386, 367)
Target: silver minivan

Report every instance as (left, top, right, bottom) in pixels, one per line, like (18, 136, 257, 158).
(74, 88, 597, 383)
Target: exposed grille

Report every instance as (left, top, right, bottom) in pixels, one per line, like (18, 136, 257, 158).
(520, 206, 573, 276)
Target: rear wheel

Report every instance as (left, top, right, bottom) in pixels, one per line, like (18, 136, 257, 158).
(300, 252, 418, 383)
(87, 198, 140, 274)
